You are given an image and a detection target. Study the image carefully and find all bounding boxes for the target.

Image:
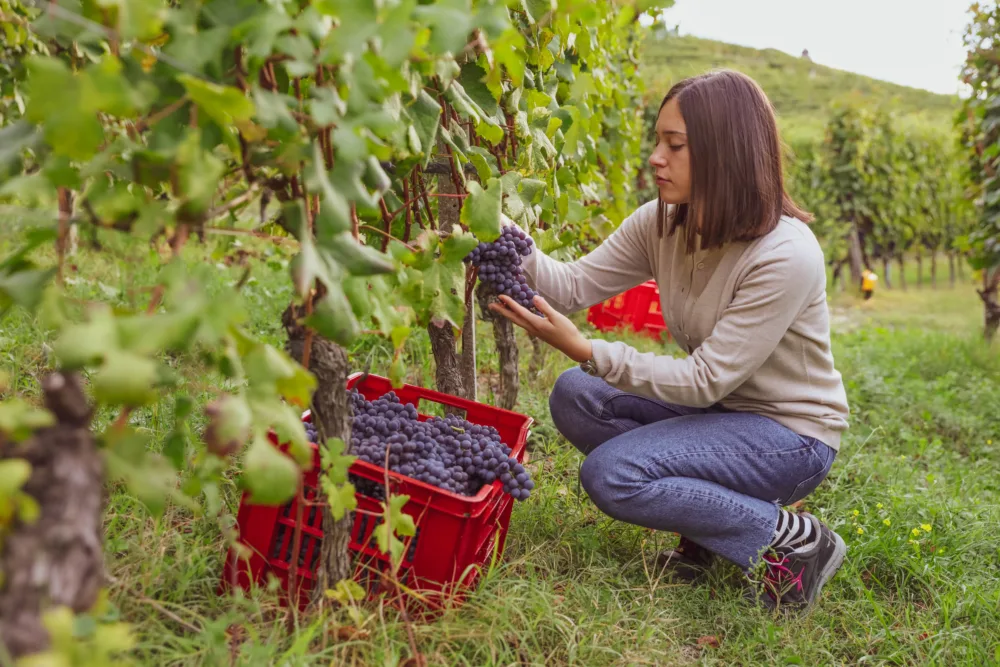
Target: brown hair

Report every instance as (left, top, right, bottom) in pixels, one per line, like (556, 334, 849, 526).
(656, 69, 812, 253)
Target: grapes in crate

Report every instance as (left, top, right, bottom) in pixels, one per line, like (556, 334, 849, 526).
(465, 226, 538, 311)
(301, 390, 533, 501)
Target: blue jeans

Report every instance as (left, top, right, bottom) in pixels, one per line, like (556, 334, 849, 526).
(549, 368, 837, 569)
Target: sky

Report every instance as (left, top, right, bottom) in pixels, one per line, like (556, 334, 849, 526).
(646, 0, 971, 96)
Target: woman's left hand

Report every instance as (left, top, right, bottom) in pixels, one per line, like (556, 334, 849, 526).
(488, 295, 593, 364)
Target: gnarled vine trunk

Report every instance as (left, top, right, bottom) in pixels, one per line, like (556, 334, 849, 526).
(0, 373, 103, 659)
(949, 252, 957, 287)
(881, 255, 892, 290)
(527, 335, 545, 378)
(847, 226, 864, 288)
(476, 283, 519, 411)
(427, 155, 475, 402)
(897, 254, 907, 291)
(460, 267, 477, 401)
(282, 305, 353, 605)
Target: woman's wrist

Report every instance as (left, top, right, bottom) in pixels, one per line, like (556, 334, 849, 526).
(568, 338, 593, 364)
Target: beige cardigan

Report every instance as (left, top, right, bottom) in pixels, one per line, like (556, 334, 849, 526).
(521, 200, 850, 450)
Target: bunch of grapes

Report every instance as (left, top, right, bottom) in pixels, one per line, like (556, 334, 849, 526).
(302, 391, 534, 502)
(304, 419, 387, 500)
(464, 226, 537, 310)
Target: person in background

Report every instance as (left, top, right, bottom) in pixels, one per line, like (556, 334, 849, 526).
(490, 69, 850, 611)
(861, 268, 878, 300)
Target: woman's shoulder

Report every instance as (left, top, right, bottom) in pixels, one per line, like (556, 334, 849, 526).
(742, 216, 826, 277)
(624, 198, 664, 227)
(760, 216, 824, 256)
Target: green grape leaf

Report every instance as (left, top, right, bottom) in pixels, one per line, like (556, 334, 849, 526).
(320, 437, 356, 485)
(461, 178, 502, 241)
(324, 579, 367, 606)
(242, 432, 301, 506)
(466, 146, 500, 181)
(320, 234, 396, 276)
(420, 260, 466, 330)
(0, 458, 31, 497)
(243, 343, 316, 408)
(458, 62, 499, 116)
(0, 121, 43, 179)
(266, 401, 313, 467)
(303, 283, 362, 347)
(178, 75, 255, 128)
(0, 401, 54, 442)
(51, 306, 121, 370)
(320, 475, 357, 521)
(376, 493, 415, 563)
(413, 1, 472, 55)
(0, 264, 57, 318)
(95, 0, 166, 41)
(475, 119, 504, 146)
(92, 351, 160, 407)
(24, 57, 104, 160)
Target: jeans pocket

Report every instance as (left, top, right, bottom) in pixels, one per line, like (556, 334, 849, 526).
(784, 441, 836, 505)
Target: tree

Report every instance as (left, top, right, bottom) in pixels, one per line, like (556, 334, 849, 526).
(958, 1, 1000, 339)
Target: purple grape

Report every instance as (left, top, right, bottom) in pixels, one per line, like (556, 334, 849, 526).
(464, 225, 542, 316)
(320, 389, 535, 501)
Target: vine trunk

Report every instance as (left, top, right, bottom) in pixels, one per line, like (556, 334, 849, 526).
(282, 304, 354, 605)
(0, 373, 103, 659)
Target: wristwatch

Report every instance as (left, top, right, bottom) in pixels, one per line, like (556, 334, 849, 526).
(579, 358, 599, 376)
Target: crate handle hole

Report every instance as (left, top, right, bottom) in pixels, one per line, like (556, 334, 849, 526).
(417, 397, 467, 420)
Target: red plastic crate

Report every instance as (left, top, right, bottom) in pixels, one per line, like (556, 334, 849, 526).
(221, 373, 533, 610)
(587, 280, 671, 340)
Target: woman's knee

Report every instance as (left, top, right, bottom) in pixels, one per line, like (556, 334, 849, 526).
(548, 367, 589, 416)
(548, 368, 604, 449)
(579, 448, 635, 521)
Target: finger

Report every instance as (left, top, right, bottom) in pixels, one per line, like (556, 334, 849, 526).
(532, 295, 559, 319)
(495, 297, 537, 330)
(490, 299, 534, 330)
(500, 295, 549, 327)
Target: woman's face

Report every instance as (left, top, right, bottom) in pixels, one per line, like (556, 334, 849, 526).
(648, 97, 691, 205)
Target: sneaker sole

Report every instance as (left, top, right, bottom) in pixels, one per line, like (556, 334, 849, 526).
(807, 531, 847, 608)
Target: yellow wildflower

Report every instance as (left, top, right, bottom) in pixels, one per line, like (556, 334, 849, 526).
(911, 528, 921, 537)
(921, 523, 932, 533)
(857, 527, 864, 535)
(883, 519, 891, 526)
(852, 509, 860, 517)
(876, 503, 884, 509)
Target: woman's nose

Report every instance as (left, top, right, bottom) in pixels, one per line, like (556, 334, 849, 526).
(649, 151, 667, 168)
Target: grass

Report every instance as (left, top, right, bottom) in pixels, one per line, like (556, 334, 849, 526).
(2, 228, 1000, 665)
(641, 34, 959, 142)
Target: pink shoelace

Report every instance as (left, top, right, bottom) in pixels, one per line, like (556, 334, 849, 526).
(762, 552, 805, 600)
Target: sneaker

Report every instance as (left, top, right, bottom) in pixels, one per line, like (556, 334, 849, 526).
(749, 513, 846, 612)
(655, 536, 714, 582)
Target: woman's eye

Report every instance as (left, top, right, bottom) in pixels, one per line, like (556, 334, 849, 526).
(669, 144, 686, 152)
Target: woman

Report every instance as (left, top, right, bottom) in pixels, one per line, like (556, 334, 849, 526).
(490, 69, 850, 611)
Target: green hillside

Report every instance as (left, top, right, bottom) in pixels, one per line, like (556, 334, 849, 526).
(641, 33, 960, 141)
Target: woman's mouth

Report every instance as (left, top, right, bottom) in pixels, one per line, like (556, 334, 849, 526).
(656, 176, 671, 185)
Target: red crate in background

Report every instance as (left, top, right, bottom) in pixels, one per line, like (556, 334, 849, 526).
(586, 280, 671, 340)
(221, 373, 533, 611)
